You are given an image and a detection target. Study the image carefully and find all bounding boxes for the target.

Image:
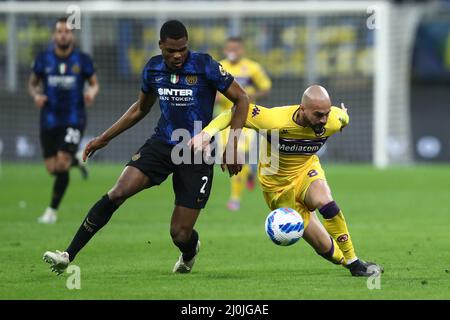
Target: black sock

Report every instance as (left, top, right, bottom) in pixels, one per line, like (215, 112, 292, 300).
(174, 229, 199, 262)
(50, 171, 69, 210)
(66, 194, 119, 261)
(71, 157, 79, 167)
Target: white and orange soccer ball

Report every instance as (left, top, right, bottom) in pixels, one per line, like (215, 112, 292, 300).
(265, 207, 304, 246)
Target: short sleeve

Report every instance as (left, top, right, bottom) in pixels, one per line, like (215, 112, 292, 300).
(32, 53, 45, 78)
(82, 54, 95, 79)
(205, 55, 234, 93)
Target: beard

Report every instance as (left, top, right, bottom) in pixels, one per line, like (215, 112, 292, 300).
(56, 42, 71, 51)
(312, 124, 325, 135)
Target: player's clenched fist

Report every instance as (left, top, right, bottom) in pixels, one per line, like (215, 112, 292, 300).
(83, 136, 109, 161)
(33, 94, 48, 108)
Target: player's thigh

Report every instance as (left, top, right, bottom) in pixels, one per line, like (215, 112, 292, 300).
(263, 188, 311, 229)
(295, 158, 328, 211)
(304, 179, 333, 211)
(173, 162, 214, 210)
(303, 211, 332, 253)
(126, 138, 175, 187)
(107, 166, 152, 204)
(40, 129, 58, 165)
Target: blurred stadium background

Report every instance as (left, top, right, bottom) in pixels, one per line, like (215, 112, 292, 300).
(0, 0, 448, 167)
(1, 0, 450, 300)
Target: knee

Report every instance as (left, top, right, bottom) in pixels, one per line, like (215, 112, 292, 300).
(55, 161, 71, 172)
(318, 200, 341, 219)
(170, 226, 191, 244)
(107, 186, 129, 206)
(45, 163, 57, 175)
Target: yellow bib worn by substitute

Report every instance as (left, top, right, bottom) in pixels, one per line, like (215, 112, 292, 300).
(203, 104, 349, 227)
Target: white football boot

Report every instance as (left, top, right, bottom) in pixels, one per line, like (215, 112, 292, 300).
(43, 250, 70, 275)
(37, 207, 57, 224)
(172, 240, 201, 274)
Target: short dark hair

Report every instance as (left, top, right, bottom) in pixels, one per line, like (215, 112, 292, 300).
(56, 17, 68, 25)
(55, 17, 71, 31)
(227, 36, 244, 44)
(160, 20, 188, 42)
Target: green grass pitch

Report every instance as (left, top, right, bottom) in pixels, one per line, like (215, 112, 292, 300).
(0, 163, 449, 299)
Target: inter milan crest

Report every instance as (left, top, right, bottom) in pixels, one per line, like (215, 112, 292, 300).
(185, 75, 197, 85)
(170, 74, 179, 84)
(59, 63, 67, 74)
(71, 64, 80, 74)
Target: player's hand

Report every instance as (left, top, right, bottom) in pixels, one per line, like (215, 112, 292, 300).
(221, 145, 243, 177)
(187, 131, 212, 154)
(84, 91, 96, 107)
(33, 94, 48, 108)
(83, 136, 108, 162)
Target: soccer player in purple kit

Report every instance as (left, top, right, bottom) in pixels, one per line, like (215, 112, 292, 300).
(43, 20, 249, 274)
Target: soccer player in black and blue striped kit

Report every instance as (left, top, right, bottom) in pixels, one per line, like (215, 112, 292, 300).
(29, 17, 99, 224)
(43, 20, 249, 274)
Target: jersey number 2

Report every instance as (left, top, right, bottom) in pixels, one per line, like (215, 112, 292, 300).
(200, 176, 208, 194)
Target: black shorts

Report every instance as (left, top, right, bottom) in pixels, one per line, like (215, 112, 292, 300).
(40, 127, 84, 159)
(126, 138, 214, 210)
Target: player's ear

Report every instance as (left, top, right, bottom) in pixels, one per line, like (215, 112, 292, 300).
(158, 40, 163, 50)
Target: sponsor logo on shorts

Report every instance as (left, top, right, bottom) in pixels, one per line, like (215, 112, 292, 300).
(337, 234, 349, 242)
(131, 153, 141, 161)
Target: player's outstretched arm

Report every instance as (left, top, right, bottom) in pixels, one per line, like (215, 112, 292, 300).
(220, 80, 250, 176)
(83, 90, 157, 161)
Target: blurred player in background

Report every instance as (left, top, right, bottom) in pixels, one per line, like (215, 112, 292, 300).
(216, 37, 272, 211)
(191, 85, 383, 276)
(43, 20, 249, 275)
(28, 17, 99, 224)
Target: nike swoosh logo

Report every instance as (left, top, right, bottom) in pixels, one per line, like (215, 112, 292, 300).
(86, 217, 97, 227)
(155, 77, 164, 82)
